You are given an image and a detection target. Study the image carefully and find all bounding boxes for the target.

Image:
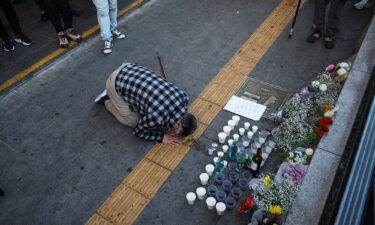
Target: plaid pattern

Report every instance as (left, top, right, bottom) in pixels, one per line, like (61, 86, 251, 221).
(115, 63, 189, 142)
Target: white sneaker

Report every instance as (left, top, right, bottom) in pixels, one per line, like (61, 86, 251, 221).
(103, 40, 113, 54)
(354, 1, 373, 9)
(112, 29, 125, 39)
(95, 89, 108, 104)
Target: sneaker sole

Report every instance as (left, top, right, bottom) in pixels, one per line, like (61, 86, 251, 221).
(14, 39, 33, 46)
(104, 49, 112, 54)
(3, 46, 15, 52)
(113, 35, 126, 39)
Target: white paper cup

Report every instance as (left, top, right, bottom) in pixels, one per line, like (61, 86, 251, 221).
(223, 160, 228, 168)
(216, 202, 226, 215)
(233, 134, 239, 142)
(205, 164, 215, 176)
(247, 131, 254, 139)
(196, 187, 206, 200)
(228, 120, 236, 130)
(222, 145, 229, 153)
(218, 132, 227, 144)
(223, 126, 231, 136)
(244, 122, 250, 130)
(218, 151, 224, 157)
(200, 173, 209, 185)
(206, 197, 216, 210)
(186, 192, 196, 205)
(213, 157, 219, 164)
(232, 115, 240, 126)
(252, 125, 258, 133)
(228, 139, 234, 146)
(239, 128, 245, 136)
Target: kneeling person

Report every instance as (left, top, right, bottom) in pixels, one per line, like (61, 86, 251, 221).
(95, 63, 197, 146)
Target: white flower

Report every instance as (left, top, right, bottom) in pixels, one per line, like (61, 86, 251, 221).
(305, 148, 314, 156)
(289, 152, 294, 158)
(337, 68, 347, 76)
(339, 62, 350, 70)
(288, 160, 294, 163)
(319, 84, 327, 92)
(312, 80, 320, 88)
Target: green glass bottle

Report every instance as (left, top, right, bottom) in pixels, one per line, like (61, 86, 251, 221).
(250, 148, 262, 177)
(215, 151, 225, 175)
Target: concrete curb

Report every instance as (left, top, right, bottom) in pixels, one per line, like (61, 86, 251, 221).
(285, 15, 375, 225)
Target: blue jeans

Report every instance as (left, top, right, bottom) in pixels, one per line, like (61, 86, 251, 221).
(92, 0, 118, 41)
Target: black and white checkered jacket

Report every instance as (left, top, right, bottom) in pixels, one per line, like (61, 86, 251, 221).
(115, 63, 189, 142)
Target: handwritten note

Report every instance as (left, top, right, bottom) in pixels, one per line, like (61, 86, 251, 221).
(224, 96, 266, 121)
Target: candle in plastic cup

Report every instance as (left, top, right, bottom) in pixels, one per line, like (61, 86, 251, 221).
(232, 115, 240, 126)
(216, 202, 226, 215)
(247, 131, 254, 139)
(213, 157, 219, 164)
(186, 192, 196, 205)
(205, 164, 215, 176)
(228, 139, 234, 146)
(252, 126, 258, 133)
(223, 126, 231, 136)
(218, 132, 227, 144)
(206, 197, 216, 210)
(244, 122, 250, 130)
(261, 152, 269, 160)
(233, 134, 239, 142)
(223, 160, 228, 168)
(208, 148, 214, 155)
(218, 151, 224, 157)
(228, 120, 236, 130)
(199, 173, 209, 185)
(222, 145, 229, 153)
(265, 146, 272, 153)
(239, 128, 245, 136)
(196, 187, 206, 200)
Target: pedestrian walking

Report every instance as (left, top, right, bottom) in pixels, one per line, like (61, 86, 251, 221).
(306, 0, 347, 49)
(95, 63, 197, 146)
(92, 0, 125, 54)
(0, 0, 33, 52)
(42, 0, 81, 48)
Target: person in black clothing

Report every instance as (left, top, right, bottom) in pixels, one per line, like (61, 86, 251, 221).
(0, 0, 33, 52)
(42, 0, 81, 48)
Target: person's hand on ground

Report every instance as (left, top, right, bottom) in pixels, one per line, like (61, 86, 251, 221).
(162, 134, 182, 146)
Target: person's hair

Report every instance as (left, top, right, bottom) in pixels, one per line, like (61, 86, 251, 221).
(177, 113, 197, 136)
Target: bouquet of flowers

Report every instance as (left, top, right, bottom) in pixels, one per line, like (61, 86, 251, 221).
(253, 175, 300, 216)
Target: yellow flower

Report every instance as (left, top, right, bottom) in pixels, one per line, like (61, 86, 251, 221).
(263, 175, 271, 186)
(268, 205, 283, 215)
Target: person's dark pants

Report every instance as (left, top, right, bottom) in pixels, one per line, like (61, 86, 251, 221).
(0, 0, 23, 40)
(34, 0, 46, 11)
(43, 0, 73, 33)
(313, 0, 347, 37)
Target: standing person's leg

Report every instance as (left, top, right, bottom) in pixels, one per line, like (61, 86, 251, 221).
(43, 0, 68, 48)
(307, 0, 330, 43)
(102, 63, 140, 127)
(325, 0, 347, 48)
(92, 0, 114, 54)
(0, 0, 33, 46)
(0, 19, 15, 51)
(57, 0, 81, 42)
(108, 0, 125, 39)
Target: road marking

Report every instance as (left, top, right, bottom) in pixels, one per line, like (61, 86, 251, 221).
(87, 0, 302, 224)
(0, 0, 146, 92)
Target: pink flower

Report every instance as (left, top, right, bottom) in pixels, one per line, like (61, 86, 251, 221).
(325, 64, 335, 72)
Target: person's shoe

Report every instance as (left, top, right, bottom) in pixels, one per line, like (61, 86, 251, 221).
(112, 29, 125, 39)
(103, 40, 113, 54)
(57, 31, 69, 48)
(2, 39, 15, 52)
(306, 25, 322, 43)
(324, 36, 335, 49)
(354, 1, 373, 9)
(14, 34, 34, 46)
(66, 28, 82, 42)
(95, 90, 109, 104)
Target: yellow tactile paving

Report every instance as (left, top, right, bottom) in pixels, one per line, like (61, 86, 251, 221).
(87, 0, 304, 223)
(198, 82, 236, 107)
(188, 98, 222, 125)
(122, 159, 171, 198)
(85, 213, 113, 225)
(97, 184, 149, 225)
(145, 144, 191, 170)
(181, 122, 208, 146)
(210, 67, 246, 88)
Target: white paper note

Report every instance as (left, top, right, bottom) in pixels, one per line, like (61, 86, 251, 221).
(224, 95, 266, 121)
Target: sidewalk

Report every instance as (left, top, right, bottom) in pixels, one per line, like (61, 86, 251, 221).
(0, 0, 373, 224)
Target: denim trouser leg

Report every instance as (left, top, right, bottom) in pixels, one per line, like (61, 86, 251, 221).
(92, 0, 118, 41)
(108, 0, 118, 32)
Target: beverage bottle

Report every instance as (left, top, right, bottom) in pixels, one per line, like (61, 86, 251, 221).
(228, 140, 238, 161)
(236, 142, 246, 171)
(250, 148, 262, 177)
(215, 151, 225, 175)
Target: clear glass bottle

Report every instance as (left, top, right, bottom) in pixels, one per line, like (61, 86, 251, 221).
(236, 142, 246, 172)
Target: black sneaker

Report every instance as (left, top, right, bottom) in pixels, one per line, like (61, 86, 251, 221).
(14, 34, 34, 46)
(103, 40, 113, 54)
(95, 90, 109, 104)
(3, 39, 15, 52)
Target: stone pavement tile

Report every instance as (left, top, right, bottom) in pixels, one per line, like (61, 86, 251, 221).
(188, 98, 221, 126)
(85, 213, 113, 225)
(133, 136, 249, 225)
(285, 148, 341, 225)
(0, 93, 55, 148)
(181, 121, 207, 147)
(198, 82, 236, 107)
(145, 144, 191, 171)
